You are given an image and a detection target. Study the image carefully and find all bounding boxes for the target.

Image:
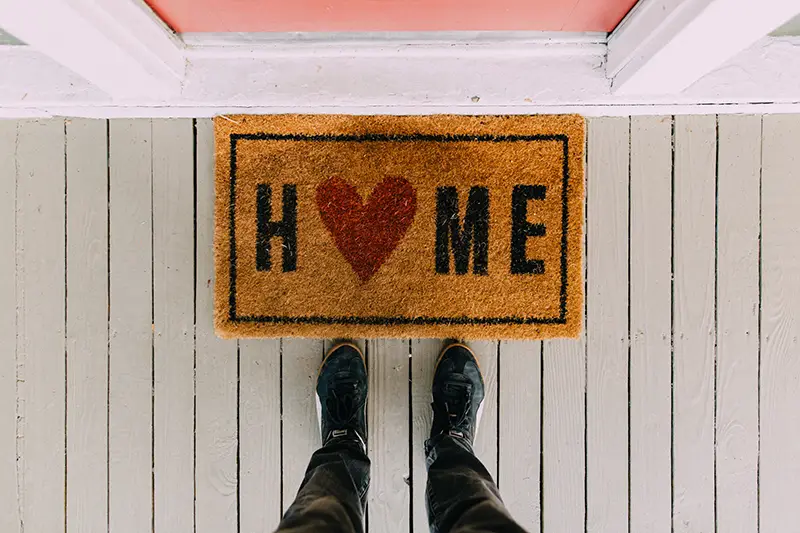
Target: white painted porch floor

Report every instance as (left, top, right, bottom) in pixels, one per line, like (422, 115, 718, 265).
(1, 115, 798, 533)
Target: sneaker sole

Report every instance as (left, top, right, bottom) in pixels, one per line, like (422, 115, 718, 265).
(434, 342, 485, 440)
(315, 342, 367, 441)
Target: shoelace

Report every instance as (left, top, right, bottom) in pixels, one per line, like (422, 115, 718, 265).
(324, 382, 363, 430)
(433, 381, 472, 435)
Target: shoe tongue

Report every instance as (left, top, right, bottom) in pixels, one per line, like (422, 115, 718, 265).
(333, 377, 359, 393)
(444, 378, 470, 396)
(334, 370, 357, 381)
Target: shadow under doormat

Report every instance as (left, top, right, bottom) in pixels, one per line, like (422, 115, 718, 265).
(215, 115, 584, 339)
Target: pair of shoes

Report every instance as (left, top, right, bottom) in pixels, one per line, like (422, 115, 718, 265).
(316, 342, 484, 449)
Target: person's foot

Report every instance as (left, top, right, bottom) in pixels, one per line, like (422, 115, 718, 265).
(316, 342, 368, 450)
(429, 343, 485, 446)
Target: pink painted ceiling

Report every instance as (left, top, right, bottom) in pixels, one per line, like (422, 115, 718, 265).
(144, 0, 638, 33)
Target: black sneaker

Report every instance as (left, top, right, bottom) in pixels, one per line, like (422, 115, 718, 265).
(429, 343, 485, 445)
(316, 342, 368, 450)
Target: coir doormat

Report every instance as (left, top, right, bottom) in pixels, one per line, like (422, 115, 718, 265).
(214, 115, 584, 339)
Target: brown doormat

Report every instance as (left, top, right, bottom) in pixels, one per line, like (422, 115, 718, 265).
(214, 115, 584, 339)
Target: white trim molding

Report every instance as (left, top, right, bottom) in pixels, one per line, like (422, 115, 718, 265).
(608, 0, 800, 95)
(1, 34, 800, 117)
(181, 31, 608, 56)
(0, 0, 185, 100)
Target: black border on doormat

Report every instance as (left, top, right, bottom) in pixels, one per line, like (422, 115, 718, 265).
(227, 132, 572, 325)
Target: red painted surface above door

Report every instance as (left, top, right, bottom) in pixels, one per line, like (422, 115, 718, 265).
(144, 0, 638, 33)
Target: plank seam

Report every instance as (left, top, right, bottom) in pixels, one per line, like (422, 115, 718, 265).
(235, 340, 241, 533)
(626, 115, 632, 533)
(407, 338, 413, 533)
(105, 119, 111, 533)
(538, 341, 544, 533)
(63, 119, 68, 533)
(279, 338, 284, 517)
(150, 119, 156, 533)
(669, 114, 676, 533)
(364, 340, 370, 533)
(495, 341, 501, 489)
(192, 118, 198, 533)
(756, 114, 763, 533)
(713, 114, 719, 533)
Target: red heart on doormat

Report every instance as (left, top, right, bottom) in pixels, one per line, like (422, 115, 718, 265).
(316, 176, 417, 282)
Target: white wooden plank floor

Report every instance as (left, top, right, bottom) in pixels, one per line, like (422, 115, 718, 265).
(0, 116, 797, 533)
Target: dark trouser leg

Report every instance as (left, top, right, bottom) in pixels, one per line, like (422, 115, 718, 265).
(425, 435, 528, 533)
(276, 438, 370, 533)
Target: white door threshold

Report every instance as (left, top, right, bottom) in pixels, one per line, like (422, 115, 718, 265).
(1, 34, 799, 118)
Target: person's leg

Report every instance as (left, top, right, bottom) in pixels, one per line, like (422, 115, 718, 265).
(425, 344, 528, 533)
(276, 343, 370, 533)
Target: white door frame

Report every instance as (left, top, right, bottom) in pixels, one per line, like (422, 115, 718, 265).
(607, 0, 800, 94)
(0, 0, 798, 116)
(0, 0, 184, 99)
